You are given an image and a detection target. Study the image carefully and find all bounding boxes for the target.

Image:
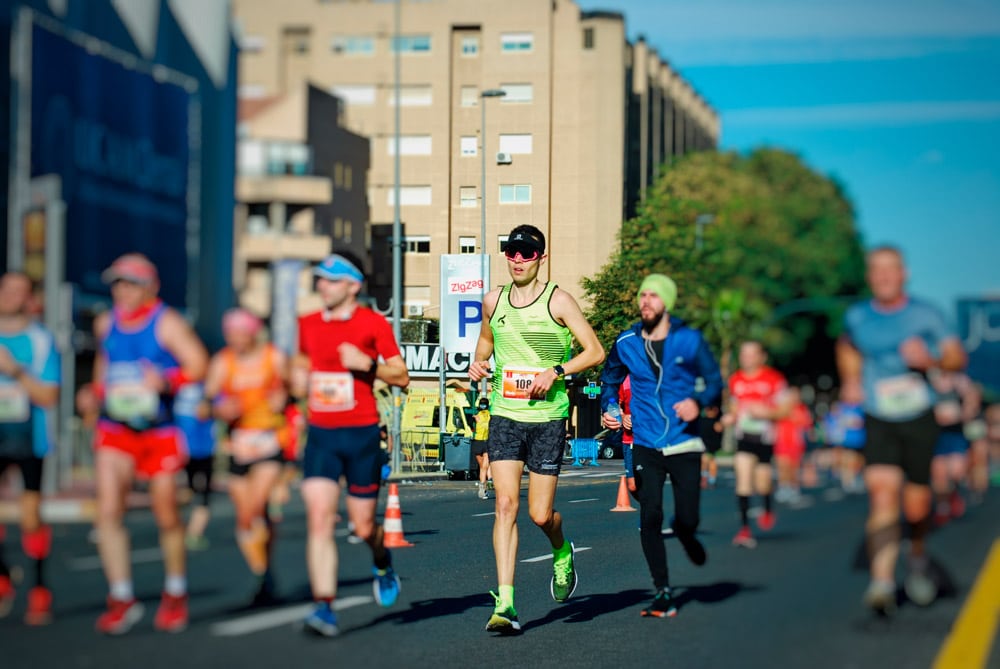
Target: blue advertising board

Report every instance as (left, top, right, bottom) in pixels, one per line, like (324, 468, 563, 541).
(29, 20, 195, 309)
(957, 298, 1000, 396)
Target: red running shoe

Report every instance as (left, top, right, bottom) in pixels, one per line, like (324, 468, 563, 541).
(153, 592, 188, 633)
(949, 491, 966, 520)
(0, 575, 15, 619)
(732, 526, 757, 549)
(96, 597, 144, 635)
(24, 586, 52, 625)
(757, 511, 776, 532)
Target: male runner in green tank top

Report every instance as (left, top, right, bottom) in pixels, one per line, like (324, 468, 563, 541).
(468, 224, 605, 634)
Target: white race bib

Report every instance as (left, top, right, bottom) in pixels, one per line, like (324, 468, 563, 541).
(0, 384, 30, 423)
(308, 372, 354, 413)
(501, 367, 546, 401)
(229, 429, 281, 465)
(874, 374, 931, 418)
(105, 381, 159, 422)
(738, 414, 770, 435)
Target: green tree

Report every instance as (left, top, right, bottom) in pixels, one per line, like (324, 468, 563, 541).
(583, 148, 866, 372)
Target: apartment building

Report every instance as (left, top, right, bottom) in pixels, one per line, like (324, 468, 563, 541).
(236, 84, 370, 316)
(232, 0, 718, 313)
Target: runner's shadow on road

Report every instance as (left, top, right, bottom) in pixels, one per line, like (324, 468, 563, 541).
(520, 589, 650, 630)
(348, 592, 487, 631)
(672, 581, 762, 611)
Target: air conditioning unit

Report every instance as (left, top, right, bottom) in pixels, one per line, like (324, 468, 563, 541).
(406, 304, 424, 317)
(496, 152, 512, 165)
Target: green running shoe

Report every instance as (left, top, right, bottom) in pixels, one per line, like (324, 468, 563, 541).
(485, 591, 521, 635)
(550, 543, 578, 603)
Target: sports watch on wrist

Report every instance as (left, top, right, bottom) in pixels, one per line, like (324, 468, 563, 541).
(552, 364, 566, 378)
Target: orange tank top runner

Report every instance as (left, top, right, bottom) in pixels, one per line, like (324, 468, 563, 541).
(219, 343, 286, 464)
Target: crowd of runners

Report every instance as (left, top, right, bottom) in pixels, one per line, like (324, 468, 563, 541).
(0, 235, 997, 636)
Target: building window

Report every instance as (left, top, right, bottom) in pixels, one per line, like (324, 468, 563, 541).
(460, 136, 478, 157)
(284, 27, 311, 54)
(459, 187, 477, 208)
(239, 84, 268, 99)
(343, 166, 353, 191)
(343, 220, 352, 244)
(388, 85, 433, 106)
(333, 163, 344, 187)
(498, 234, 509, 252)
(460, 86, 478, 107)
(499, 184, 531, 204)
(583, 27, 594, 50)
(498, 134, 532, 154)
(391, 35, 431, 53)
(500, 32, 533, 52)
(404, 236, 431, 253)
(330, 84, 376, 106)
(241, 35, 266, 53)
(331, 35, 375, 55)
(500, 83, 533, 103)
(387, 135, 433, 156)
(388, 186, 432, 206)
(459, 236, 476, 253)
(461, 36, 479, 56)
(333, 218, 344, 238)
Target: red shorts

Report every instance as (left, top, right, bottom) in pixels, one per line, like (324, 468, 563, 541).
(95, 421, 187, 478)
(774, 441, 805, 462)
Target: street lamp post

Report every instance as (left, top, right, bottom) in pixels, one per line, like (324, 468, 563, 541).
(479, 88, 505, 397)
(695, 213, 715, 251)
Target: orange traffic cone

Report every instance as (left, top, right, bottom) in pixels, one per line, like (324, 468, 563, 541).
(611, 475, 637, 512)
(382, 483, 413, 548)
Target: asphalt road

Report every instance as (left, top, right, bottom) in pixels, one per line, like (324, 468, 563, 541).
(1, 464, 998, 669)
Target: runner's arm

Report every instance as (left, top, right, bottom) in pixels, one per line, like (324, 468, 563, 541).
(158, 309, 209, 389)
(0, 343, 58, 407)
(469, 288, 501, 382)
(835, 335, 864, 404)
(550, 288, 605, 376)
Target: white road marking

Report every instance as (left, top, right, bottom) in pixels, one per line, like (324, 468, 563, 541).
(68, 547, 163, 571)
(568, 498, 599, 503)
(521, 546, 592, 563)
(472, 511, 496, 517)
(211, 596, 373, 636)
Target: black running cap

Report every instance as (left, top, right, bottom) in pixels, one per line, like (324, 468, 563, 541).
(507, 231, 544, 254)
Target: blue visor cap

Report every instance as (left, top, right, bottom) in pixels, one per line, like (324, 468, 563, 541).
(314, 254, 364, 283)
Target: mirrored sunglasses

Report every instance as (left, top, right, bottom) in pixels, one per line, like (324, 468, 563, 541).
(504, 248, 540, 262)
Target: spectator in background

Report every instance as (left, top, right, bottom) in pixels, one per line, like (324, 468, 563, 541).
(472, 397, 492, 500)
(175, 382, 216, 551)
(774, 387, 812, 505)
(928, 370, 979, 525)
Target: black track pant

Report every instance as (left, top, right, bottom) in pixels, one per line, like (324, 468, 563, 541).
(631, 448, 702, 590)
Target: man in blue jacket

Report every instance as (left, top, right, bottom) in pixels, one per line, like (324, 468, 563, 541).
(600, 274, 722, 618)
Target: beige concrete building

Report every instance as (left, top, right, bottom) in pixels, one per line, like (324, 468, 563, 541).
(231, 0, 718, 313)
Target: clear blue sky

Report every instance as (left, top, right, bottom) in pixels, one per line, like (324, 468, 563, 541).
(577, 0, 1000, 320)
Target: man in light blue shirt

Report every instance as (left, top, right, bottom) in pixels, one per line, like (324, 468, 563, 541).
(0, 272, 60, 626)
(837, 246, 966, 616)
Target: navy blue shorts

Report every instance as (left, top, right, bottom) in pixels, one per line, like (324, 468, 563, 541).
(934, 429, 969, 456)
(0, 456, 43, 492)
(303, 424, 383, 499)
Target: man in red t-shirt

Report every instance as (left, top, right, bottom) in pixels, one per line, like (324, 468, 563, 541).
(290, 254, 410, 637)
(722, 341, 792, 548)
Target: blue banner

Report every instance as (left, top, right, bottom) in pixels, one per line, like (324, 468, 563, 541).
(30, 22, 193, 309)
(957, 298, 1000, 396)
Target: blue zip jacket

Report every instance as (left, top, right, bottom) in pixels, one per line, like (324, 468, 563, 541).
(600, 317, 722, 453)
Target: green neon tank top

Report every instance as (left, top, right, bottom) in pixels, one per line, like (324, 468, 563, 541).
(489, 282, 572, 422)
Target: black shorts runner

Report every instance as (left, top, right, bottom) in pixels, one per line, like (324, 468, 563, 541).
(863, 410, 938, 486)
(487, 415, 566, 476)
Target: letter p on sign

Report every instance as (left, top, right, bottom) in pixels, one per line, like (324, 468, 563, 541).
(459, 300, 482, 338)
